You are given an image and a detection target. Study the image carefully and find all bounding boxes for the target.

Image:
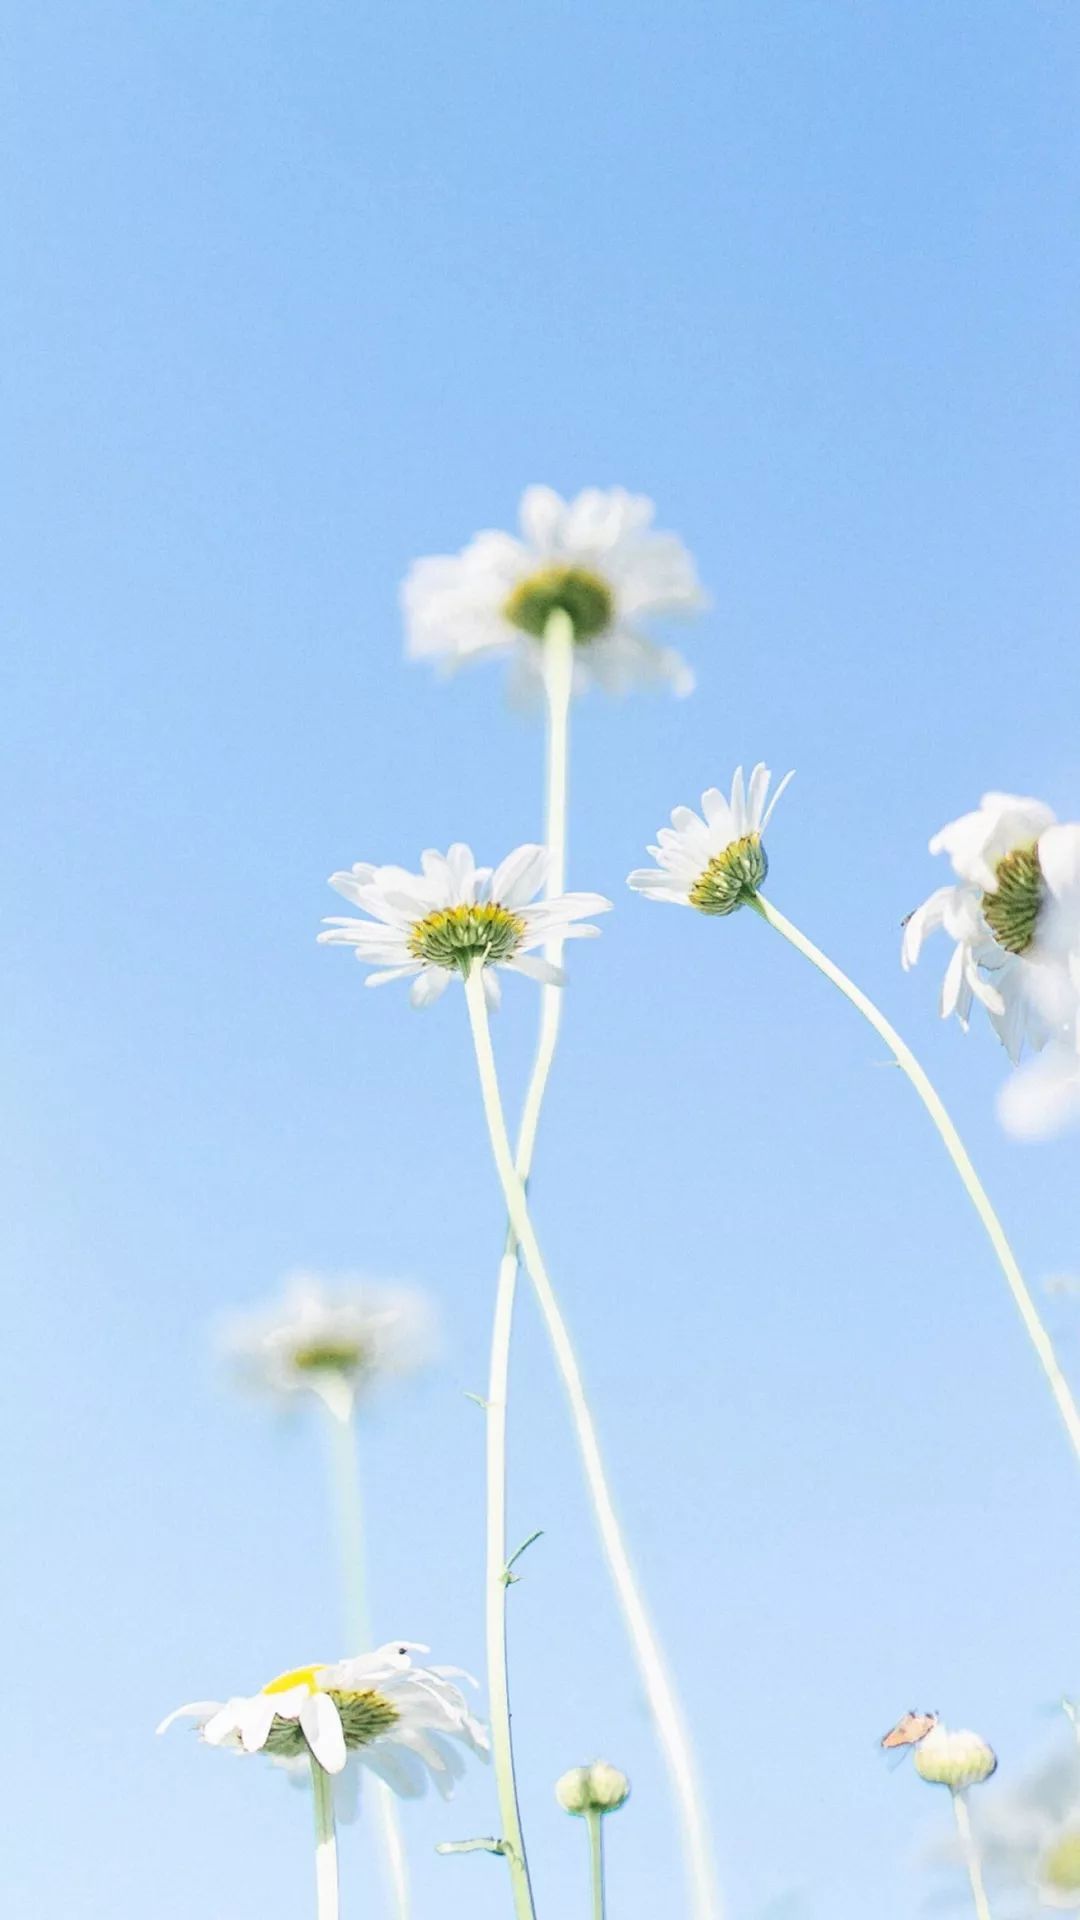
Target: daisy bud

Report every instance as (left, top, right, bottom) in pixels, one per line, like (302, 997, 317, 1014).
(913, 1725, 997, 1791)
(555, 1761, 631, 1816)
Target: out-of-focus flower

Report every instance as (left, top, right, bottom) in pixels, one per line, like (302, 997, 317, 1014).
(220, 1274, 435, 1414)
(955, 1723, 1080, 1910)
(158, 1643, 487, 1798)
(402, 485, 705, 699)
(627, 764, 794, 914)
(319, 842, 610, 1009)
(998, 1041, 1080, 1143)
(555, 1760, 631, 1815)
(903, 794, 1080, 1135)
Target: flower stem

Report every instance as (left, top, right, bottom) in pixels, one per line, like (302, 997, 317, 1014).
(311, 1758, 340, 1920)
(477, 613, 574, 1920)
(321, 1393, 411, 1920)
(751, 893, 1080, 1469)
(463, 964, 721, 1920)
(586, 1811, 606, 1920)
(952, 1790, 993, 1920)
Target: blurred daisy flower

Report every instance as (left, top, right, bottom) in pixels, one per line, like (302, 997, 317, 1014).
(159, 1642, 488, 1799)
(944, 1722, 1080, 1910)
(220, 1274, 435, 1416)
(402, 485, 705, 699)
(319, 842, 610, 1008)
(902, 792, 1080, 1137)
(627, 763, 794, 914)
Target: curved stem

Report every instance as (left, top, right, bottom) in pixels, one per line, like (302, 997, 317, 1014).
(586, 1811, 606, 1920)
(752, 894, 1080, 1468)
(952, 1790, 992, 1920)
(464, 965, 721, 1920)
(311, 1759, 340, 1920)
(321, 1396, 411, 1920)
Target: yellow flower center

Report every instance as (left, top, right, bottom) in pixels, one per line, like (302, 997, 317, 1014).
(503, 565, 614, 643)
(262, 1664, 326, 1696)
(290, 1341, 365, 1375)
(408, 901, 526, 973)
(1043, 1830, 1080, 1894)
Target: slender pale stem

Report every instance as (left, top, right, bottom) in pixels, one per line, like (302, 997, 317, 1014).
(483, 1218, 537, 1920)
(464, 965, 721, 1920)
(586, 1811, 606, 1920)
(952, 1790, 993, 1920)
(311, 1758, 341, 1920)
(321, 1393, 411, 1920)
(752, 893, 1080, 1469)
(477, 612, 573, 1919)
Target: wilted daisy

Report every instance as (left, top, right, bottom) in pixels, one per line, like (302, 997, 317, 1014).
(319, 842, 610, 1008)
(220, 1274, 435, 1413)
(159, 1642, 488, 1797)
(903, 792, 1080, 1071)
(627, 763, 794, 914)
(402, 485, 705, 698)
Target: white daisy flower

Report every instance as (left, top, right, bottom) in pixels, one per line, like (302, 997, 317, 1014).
(158, 1643, 488, 1800)
(220, 1274, 435, 1414)
(902, 791, 1080, 1083)
(955, 1730, 1080, 1908)
(318, 841, 611, 1009)
(627, 763, 794, 914)
(402, 484, 705, 698)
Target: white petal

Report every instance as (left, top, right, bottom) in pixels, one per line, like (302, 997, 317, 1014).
(410, 968, 452, 1008)
(504, 954, 566, 986)
(1039, 823, 1080, 904)
(300, 1694, 347, 1775)
(489, 844, 549, 908)
(482, 969, 502, 1010)
(156, 1701, 223, 1736)
(239, 1695, 278, 1754)
(760, 768, 796, 833)
(364, 963, 423, 987)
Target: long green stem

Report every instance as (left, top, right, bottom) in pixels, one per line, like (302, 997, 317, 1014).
(464, 965, 721, 1920)
(586, 1811, 606, 1920)
(752, 894, 1080, 1467)
(311, 1758, 341, 1920)
(952, 1791, 992, 1920)
(321, 1393, 411, 1920)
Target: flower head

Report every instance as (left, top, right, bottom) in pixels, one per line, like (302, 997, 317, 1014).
(402, 485, 705, 699)
(319, 842, 610, 1008)
(903, 792, 1080, 1133)
(913, 1723, 998, 1792)
(555, 1760, 631, 1816)
(627, 764, 794, 914)
(220, 1274, 435, 1415)
(159, 1643, 488, 1799)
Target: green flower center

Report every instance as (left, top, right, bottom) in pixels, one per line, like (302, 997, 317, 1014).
(262, 1689, 400, 1759)
(503, 566, 614, 643)
(688, 835, 768, 916)
(408, 902, 526, 973)
(1042, 1831, 1080, 1895)
(982, 842, 1044, 954)
(291, 1341, 365, 1375)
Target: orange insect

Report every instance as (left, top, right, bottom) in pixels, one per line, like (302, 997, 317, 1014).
(880, 1710, 938, 1750)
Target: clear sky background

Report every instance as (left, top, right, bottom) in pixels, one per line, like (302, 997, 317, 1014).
(4, 5, 1080, 1918)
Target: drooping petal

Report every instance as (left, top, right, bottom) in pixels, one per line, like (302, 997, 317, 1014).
(410, 968, 452, 1009)
(300, 1693, 348, 1775)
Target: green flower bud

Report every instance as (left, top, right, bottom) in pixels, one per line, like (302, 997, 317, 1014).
(913, 1726, 997, 1791)
(555, 1761, 631, 1816)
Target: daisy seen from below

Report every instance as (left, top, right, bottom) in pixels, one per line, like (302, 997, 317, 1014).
(627, 762, 793, 913)
(902, 790, 1080, 1137)
(220, 1273, 435, 1417)
(628, 763, 1080, 1475)
(318, 841, 610, 1008)
(402, 484, 705, 698)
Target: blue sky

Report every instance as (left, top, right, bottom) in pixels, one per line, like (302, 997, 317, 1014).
(4, 4, 1080, 1917)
